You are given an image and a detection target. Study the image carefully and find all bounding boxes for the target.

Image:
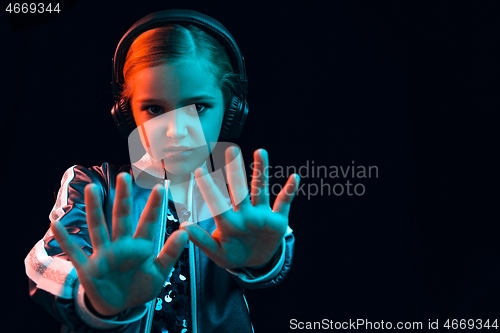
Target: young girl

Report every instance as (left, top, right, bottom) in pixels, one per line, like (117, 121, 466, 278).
(25, 9, 299, 333)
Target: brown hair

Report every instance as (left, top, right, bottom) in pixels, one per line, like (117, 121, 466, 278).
(120, 24, 246, 108)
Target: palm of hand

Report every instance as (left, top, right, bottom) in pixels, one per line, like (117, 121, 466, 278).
(51, 173, 187, 317)
(78, 238, 163, 314)
(181, 148, 299, 270)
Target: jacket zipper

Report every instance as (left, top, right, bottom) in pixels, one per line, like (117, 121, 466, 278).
(144, 167, 200, 333)
(187, 170, 198, 333)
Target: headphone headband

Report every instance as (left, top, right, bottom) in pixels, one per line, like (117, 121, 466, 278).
(111, 9, 247, 99)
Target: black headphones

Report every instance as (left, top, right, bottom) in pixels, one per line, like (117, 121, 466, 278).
(110, 9, 249, 141)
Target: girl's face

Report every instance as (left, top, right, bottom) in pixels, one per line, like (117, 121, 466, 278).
(130, 58, 225, 176)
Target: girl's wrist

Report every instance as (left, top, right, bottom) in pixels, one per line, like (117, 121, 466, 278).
(84, 294, 121, 319)
(245, 245, 282, 272)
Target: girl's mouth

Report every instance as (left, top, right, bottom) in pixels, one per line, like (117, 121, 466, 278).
(164, 147, 194, 159)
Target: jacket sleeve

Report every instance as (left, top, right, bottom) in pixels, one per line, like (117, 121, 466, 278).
(25, 164, 146, 332)
(226, 226, 295, 289)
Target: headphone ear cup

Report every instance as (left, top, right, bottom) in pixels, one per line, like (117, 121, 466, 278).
(111, 98, 137, 140)
(219, 95, 248, 141)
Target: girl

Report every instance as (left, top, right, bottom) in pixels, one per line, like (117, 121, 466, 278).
(25, 9, 299, 333)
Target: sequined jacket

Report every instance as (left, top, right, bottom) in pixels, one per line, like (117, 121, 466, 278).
(25, 162, 295, 333)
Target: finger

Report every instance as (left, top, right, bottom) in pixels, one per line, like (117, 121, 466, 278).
(251, 149, 270, 206)
(51, 220, 88, 270)
(195, 167, 231, 219)
(112, 172, 133, 240)
(134, 182, 166, 240)
(179, 222, 219, 258)
(134, 181, 166, 240)
(85, 183, 110, 249)
(155, 230, 189, 277)
(272, 174, 301, 217)
(225, 146, 251, 212)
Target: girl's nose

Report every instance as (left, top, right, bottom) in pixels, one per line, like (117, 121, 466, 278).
(166, 109, 189, 139)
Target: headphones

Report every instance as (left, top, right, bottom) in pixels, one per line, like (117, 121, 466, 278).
(110, 9, 249, 141)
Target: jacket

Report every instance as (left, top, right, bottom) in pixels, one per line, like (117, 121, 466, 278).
(25, 160, 295, 332)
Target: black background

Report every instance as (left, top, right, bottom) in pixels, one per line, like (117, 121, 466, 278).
(2, 1, 499, 332)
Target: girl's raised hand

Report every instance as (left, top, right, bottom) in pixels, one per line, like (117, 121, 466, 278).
(180, 147, 300, 270)
(51, 172, 188, 317)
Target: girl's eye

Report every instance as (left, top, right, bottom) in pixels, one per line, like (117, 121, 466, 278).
(144, 104, 208, 116)
(146, 105, 163, 115)
(195, 104, 207, 114)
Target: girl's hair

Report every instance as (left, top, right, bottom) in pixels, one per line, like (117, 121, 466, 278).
(120, 24, 247, 108)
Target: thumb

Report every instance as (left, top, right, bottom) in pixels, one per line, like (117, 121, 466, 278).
(155, 230, 189, 277)
(180, 222, 219, 258)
